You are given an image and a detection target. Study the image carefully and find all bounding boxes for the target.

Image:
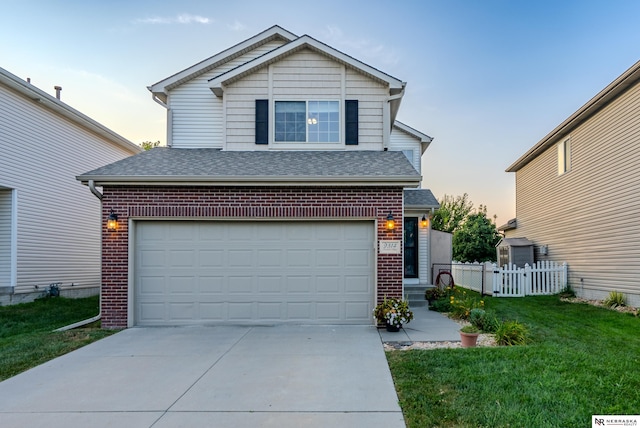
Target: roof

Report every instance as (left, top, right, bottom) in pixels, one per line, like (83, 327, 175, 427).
(403, 189, 439, 209)
(507, 59, 640, 172)
(497, 218, 517, 232)
(497, 237, 534, 247)
(0, 67, 142, 155)
(148, 25, 297, 102)
(77, 148, 422, 187)
(393, 121, 433, 153)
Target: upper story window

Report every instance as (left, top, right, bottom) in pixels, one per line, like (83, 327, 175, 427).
(557, 138, 571, 175)
(275, 100, 339, 143)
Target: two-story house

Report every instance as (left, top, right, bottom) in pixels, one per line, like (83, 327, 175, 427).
(502, 59, 640, 307)
(77, 26, 438, 328)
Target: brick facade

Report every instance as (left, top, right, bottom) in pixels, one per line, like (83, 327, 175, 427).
(101, 185, 403, 329)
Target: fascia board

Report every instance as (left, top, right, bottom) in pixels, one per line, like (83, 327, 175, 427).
(209, 35, 405, 94)
(78, 175, 421, 187)
(148, 25, 297, 96)
(0, 67, 142, 154)
(393, 121, 433, 143)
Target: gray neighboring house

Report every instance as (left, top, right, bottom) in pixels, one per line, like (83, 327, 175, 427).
(0, 66, 142, 304)
(502, 59, 640, 307)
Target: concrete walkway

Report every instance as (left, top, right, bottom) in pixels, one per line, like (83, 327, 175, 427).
(0, 325, 405, 428)
(378, 306, 461, 343)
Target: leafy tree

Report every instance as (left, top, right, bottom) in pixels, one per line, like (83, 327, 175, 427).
(140, 140, 161, 150)
(452, 205, 501, 262)
(431, 193, 474, 233)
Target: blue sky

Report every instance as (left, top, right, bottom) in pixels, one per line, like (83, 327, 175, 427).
(2, 0, 640, 226)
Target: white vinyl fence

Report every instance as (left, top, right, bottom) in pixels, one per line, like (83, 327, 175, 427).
(492, 261, 568, 297)
(450, 261, 493, 294)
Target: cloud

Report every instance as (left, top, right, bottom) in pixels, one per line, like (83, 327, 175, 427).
(227, 20, 246, 31)
(321, 25, 399, 66)
(134, 14, 211, 25)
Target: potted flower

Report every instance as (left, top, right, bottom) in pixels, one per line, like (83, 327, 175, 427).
(459, 324, 480, 348)
(373, 297, 414, 332)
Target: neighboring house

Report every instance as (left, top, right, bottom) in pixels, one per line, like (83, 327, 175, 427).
(0, 66, 142, 305)
(502, 59, 640, 307)
(77, 26, 438, 328)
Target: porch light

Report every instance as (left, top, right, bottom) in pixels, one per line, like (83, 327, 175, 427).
(385, 212, 395, 230)
(107, 209, 118, 231)
(421, 214, 428, 228)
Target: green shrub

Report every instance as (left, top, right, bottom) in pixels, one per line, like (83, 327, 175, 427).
(425, 287, 445, 302)
(469, 308, 500, 333)
(449, 289, 484, 320)
(495, 320, 529, 346)
(429, 298, 452, 313)
(603, 291, 626, 308)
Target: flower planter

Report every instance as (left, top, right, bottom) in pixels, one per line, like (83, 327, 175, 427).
(386, 323, 401, 332)
(460, 331, 479, 348)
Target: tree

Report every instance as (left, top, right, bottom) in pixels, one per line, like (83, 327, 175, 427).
(452, 205, 501, 262)
(140, 140, 161, 150)
(431, 193, 474, 233)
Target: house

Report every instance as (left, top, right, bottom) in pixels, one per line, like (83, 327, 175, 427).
(77, 26, 438, 328)
(502, 59, 640, 307)
(0, 66, 142, 305)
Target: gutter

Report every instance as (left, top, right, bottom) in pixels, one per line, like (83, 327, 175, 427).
(55, 181, 104, 331)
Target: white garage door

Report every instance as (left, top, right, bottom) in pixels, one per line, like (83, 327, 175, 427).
(134, 221, 374, 326)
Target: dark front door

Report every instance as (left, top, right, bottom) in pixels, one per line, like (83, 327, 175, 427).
(404, 217, 418, 278)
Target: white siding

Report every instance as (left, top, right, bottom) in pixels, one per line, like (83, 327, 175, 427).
(509, 80, 640, 306)
(168, 40, 286, 149)
(0, 83, 137, 295)
(222, 48, 388, 150)
(390, 128, 422, 174)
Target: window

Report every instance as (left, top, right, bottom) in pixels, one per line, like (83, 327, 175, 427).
(558, 138, 571, 175)
(404, 218, 418, 278)
(275, 100, 339, 143)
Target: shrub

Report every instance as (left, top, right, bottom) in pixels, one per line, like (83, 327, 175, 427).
(429, 298, 452, 313)
(603, 291, 626, 308)
(425, 287, 445, 302)
(495, 320, 529, 346)
(469, 308, 500, 333)
(449, 289, 484, 320)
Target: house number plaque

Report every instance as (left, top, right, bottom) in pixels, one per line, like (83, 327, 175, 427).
(379, 240, 401, 254)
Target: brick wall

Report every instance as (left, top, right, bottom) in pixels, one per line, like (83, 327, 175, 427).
(101, 186, 403, 328)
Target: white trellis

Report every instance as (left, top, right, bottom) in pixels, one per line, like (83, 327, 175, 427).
(492, 261, 568, 297)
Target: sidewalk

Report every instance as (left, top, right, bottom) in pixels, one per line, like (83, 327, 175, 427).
(378, 306, 461, 343)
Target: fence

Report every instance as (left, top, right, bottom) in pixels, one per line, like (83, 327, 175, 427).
(450, 261, 493, 295)
(492, 261, 568, 297)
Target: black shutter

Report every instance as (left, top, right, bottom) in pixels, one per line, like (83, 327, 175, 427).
(255, 99, 268, 145)
(345, 100, 358, 145)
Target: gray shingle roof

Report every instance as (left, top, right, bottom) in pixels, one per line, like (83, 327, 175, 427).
(77, 148, 421, 186)
(403, 189, 439, 208)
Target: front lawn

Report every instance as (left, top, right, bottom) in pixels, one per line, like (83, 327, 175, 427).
(0, 296, 115, 381)
(387, 294, 640, 427)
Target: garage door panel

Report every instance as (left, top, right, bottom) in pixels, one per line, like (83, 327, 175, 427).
(135, 221, 374, 325)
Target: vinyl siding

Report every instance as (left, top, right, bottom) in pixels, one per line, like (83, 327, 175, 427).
(168, 40, 286, 149)
(223, 48, 388, 150)
(509, 79, 640, 306)
(390, 128, 422, 174)
(0, 83, 137, 294)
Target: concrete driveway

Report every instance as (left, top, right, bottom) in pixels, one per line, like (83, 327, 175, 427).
(0, 325, 405, 428)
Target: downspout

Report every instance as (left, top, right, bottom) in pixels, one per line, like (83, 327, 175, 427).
(384, 86, 406, 150)
(55, 180, 103, 331)
(152, 93, 172, 147)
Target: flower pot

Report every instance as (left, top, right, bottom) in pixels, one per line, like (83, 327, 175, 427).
(460, 331, 479, 348)
(386, 323, 401, 332)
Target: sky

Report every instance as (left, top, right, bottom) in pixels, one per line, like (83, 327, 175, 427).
(2, 0, 640, 227)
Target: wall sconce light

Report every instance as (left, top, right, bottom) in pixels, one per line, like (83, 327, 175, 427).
(421, 214, 428, 228)
(107, 209, 118, 231)
(385, 212, 395, 230)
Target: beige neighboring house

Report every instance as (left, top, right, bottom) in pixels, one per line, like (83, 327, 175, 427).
(502, 59, 640, 307)
(0, 66, 142, 304)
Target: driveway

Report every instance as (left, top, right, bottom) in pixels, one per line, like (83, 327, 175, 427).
(0, 325, 405, 428)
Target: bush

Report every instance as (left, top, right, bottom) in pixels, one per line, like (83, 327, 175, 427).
(495, 320, 529, 346)
(469, 308, 500, 333)
(425, 287, 446, 302)
(429, 298, 452, 313)
(603, 291, 626, 308)
(449, 289, 484, 320)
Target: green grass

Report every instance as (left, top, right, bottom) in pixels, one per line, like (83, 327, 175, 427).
(387, 293, 640, 427)
(0, 296, 115, 381)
